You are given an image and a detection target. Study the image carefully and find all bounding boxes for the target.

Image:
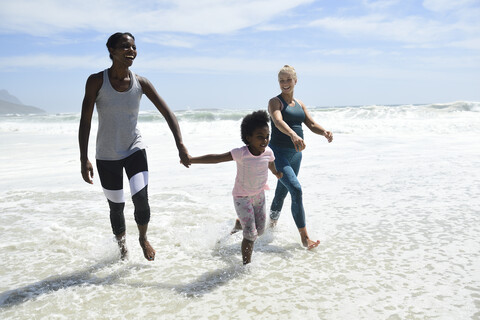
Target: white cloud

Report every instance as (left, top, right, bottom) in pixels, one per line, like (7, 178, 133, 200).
(136, 55, 414, 81)
(309, 48, 384, 57)
(0, 0, 314, 36)
(140, 34, 198, 48)
(309, 15, 447, 44)
(0, 52, 280, 74)
(361, 0, 401, 10)
(0, 51, 395, 78)
(422, 0, 478, 12)
(135, 54, 282, 74)
(0, 54, 107, 70)
(298, 0, 480, 50)
(448, 38, 480, 50)
(309, 7, 479, 48)
(12, 53, 447, 79)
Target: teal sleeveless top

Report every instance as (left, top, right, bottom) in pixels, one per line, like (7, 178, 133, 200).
(270, 94, 305, 149)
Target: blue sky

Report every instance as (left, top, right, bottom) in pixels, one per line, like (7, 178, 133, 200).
(0, 0, 479, 113)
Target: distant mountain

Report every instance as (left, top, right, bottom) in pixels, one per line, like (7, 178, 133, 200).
(0, 89, 23, 105)
(0, 90, 45, 114)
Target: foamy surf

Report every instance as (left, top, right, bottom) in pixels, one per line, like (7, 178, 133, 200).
(1, 102, 479, 319)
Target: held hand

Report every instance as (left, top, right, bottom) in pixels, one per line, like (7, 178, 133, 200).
(324, 130, 333, 143)
(181, 154, 194, 167)
(81, 160, 94, 184)
(178, 144, 191, 168)
(275, 171, 283, 179)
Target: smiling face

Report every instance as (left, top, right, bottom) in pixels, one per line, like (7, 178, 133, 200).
(278, 71, 297, 95)
(108, 35, 137, 67)
(246, 125, 270, 156)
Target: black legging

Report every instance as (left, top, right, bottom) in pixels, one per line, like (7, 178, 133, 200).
(96, 149, 150, 235)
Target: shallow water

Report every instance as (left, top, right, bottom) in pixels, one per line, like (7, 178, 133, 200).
(1, 103, 479, 319)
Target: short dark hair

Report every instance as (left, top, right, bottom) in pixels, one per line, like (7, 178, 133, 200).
(240, 110, 269, 145)
(106, 32, 135, 60)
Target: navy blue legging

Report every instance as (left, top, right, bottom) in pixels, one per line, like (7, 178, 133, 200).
(269, 144, 305, 228)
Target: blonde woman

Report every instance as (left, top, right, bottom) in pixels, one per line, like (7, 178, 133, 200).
(268, 65, 333, 249)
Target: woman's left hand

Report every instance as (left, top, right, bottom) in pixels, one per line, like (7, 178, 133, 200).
(178, 144, 191, 167)
(324, 131, 333, 143)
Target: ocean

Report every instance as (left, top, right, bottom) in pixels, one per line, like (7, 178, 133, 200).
(0, 102, 479, 319)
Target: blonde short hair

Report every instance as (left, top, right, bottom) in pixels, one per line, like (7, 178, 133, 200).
(278, 65, 297, 81)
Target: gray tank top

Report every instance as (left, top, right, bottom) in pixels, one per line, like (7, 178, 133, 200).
(95, 69, 145, 160)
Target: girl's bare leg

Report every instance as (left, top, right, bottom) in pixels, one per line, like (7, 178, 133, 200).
(242, 238, 254, 265)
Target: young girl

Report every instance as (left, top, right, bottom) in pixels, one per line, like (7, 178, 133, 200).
(189, 110, 282, 264)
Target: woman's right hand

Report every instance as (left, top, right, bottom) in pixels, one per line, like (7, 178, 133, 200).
(291, 134, 306, 152)
(81, 159, 94, 184)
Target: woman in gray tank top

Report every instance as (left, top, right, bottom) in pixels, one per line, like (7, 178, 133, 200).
(268, 65, 333, 249)
(79, 32, 191, 261)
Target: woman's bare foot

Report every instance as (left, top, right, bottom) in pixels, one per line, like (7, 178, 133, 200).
(298, 227, 320, 250)
(230, 219, 242, 234)
(116, 233, 128, 260)
(139, 237, 155, 261)
(137, 224, 155, 261)
(303, 238, 320, 249)
(119, 243, 128, 260)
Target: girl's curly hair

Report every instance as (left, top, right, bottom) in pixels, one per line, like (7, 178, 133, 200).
(240, 110, 269, 145)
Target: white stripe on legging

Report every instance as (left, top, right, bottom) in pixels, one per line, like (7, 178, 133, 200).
(103, 188, 125, 203)
(129, 171, 149, 196)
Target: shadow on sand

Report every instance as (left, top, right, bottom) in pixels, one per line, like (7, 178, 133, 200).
(0, 257, 122, 308)
(0, 230, 294, 307)
(159, 230, 294, 298)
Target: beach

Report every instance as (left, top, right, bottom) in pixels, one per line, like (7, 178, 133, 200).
(0, 102, 479, 319)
